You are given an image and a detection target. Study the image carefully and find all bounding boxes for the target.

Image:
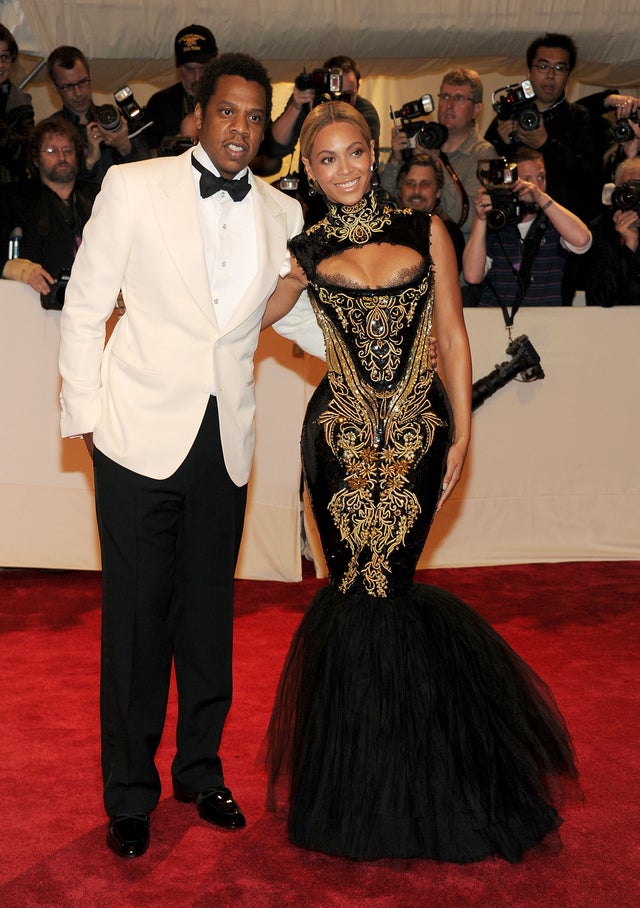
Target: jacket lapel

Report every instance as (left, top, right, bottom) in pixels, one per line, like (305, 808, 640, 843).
(150, 152, 218, 326)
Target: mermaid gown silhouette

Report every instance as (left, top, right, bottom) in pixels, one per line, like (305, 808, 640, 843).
(266, 190, 577, 863)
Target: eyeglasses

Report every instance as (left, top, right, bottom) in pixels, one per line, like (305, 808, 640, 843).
(438, 93, 475, 105)
(0, 53, 15, 65)
(41, 146, 76, 157)
(56, 77, 91, 93)
(532, 62, 570, 75)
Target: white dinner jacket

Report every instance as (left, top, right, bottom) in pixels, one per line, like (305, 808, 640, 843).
(59, 148, 324, 485)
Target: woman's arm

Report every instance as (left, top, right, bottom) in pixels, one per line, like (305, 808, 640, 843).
(431, 215, 472, 510)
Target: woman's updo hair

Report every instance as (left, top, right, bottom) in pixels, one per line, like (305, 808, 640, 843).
(300, 101, 372, 162)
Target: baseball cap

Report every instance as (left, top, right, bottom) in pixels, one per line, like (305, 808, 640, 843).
(174, 25, 217, 67)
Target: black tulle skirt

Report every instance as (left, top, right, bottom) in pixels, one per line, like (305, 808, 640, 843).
(266, 582, 578, 864)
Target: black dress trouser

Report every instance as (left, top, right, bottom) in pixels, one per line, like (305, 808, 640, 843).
(93, 396, 247, 817)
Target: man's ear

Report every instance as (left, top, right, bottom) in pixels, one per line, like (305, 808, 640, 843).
(194, 103, 203, 131)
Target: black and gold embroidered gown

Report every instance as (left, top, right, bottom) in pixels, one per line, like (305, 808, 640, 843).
(266, 190, 577, 864)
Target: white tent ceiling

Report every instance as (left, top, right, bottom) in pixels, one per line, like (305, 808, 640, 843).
(5, 0, 640, 89)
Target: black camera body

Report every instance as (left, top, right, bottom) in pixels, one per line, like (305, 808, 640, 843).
(402, 119, 448, 155)
(95, 87, 151, 139)
(477, 158, 524, 230)
(492, 81, 540, 131)
(390, 95, 448, 158)
(610, 111, 639, 144)
(40, 268, 71, 310)
(295, 68, 343, 98)
(472, 334, 545, 411)
(611, 179, 640, 213)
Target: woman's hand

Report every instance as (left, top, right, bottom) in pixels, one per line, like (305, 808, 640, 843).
(436, 439, 468, 512)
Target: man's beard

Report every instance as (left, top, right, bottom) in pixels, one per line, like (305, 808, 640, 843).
(42, 162, 79, 184)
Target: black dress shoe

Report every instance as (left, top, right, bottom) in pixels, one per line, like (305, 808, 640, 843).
(107, 814, 150, 858)
(174, 785, 246, 829)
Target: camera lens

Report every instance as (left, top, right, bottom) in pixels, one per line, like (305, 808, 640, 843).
(487, 208, 507, 230)
(95, 104, 122, 132)
(518, 108, 540, 131)
(416, 122, 448, 150)
(611, 119, 635, 143)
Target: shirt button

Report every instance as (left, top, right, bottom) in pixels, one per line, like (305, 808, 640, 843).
(221, 261, 226, 267)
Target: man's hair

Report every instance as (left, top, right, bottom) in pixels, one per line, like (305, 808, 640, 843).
(197, 53, 273, 122)
(300, 100, 371, 163)
(323, 55, 361, 86)
(46, 46, 90, 82)
(28, 117, 84, 175)
(526, 32, 577, 72)
(397, 153, 445, 192)
(614, 157, 640, 186)
(0, 24, 18, 59)
(512, 147, 545, 167)
(440, 68, 483, 104)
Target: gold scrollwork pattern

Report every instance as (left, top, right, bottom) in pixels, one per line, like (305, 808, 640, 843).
(313, 278, 443, 596)
(309, 194, 394, 246)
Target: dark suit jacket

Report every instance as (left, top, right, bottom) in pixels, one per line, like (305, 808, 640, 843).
(0, 178, 98, 279)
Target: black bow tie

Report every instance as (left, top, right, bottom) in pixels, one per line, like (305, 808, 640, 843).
(192, 154, 251, 202)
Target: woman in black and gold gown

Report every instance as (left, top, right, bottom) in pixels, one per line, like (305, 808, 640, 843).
(263, 102, 577, 864)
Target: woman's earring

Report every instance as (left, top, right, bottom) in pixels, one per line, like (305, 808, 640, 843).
(370, 163, 380, 191)
(307, 177, 317, 197)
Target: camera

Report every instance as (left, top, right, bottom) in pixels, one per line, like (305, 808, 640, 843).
(94, 87, 152, 139)
(472, 334, 545, 411)
(609, 111, 639, 143)
(40, 268, 71, 310)
(113, 86, 152, 138)
(95, 103, 122, 132)
(390, 95, 448, 159)
(477, 157, 524, 230)
(295, 68, 343, 101)
(610, 179, 640, 213)
(492, 81, 540, 132)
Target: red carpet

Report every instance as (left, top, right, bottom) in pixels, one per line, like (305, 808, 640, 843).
(0, 562, 638, 907)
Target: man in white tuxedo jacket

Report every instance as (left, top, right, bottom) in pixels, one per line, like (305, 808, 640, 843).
(59, 53, 323, 858)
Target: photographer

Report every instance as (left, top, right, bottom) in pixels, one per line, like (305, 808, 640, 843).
(599, 97, 640, 186)
(0, 23, 35, 183)
(144, 24, 218, 152)
(252, 54, 380, 177)
(585, 157, 640, 306)
(0, 117, 98, 303)
(396, 153, 465, 272)
(47, 45, 149, 185)
(463, 148, 591, 306)
(381, 69, 494, 242)
(484, 32, 597, 225)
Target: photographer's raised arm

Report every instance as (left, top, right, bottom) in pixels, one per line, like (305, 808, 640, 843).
(269, 86, 316, 151)
(462, 187, 490, 284)
(515, 178, 591, 249)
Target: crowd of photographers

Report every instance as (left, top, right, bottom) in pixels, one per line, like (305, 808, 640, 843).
(1, 23, 640, 309)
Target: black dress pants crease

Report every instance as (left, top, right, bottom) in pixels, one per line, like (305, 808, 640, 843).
(93, 396, 247, 816)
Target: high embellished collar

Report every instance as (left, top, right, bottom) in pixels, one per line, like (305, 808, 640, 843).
(314, 188, 394, 245)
